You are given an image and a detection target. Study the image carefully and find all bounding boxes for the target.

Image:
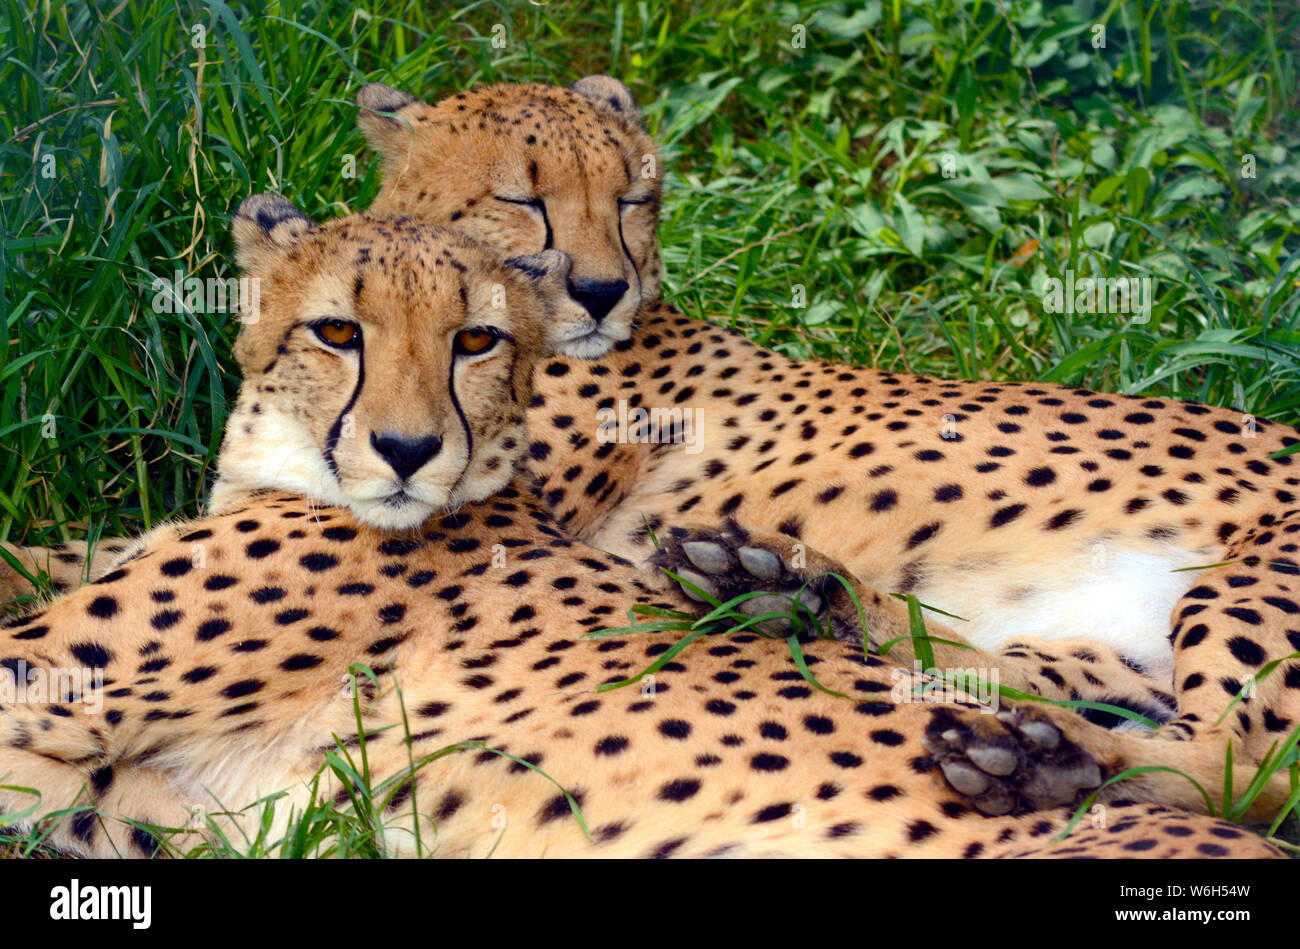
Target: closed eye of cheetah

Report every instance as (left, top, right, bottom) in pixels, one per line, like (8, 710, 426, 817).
(0, 195, 1278, 858)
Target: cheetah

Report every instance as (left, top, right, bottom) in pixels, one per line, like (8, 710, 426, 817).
(6, 77, 1300, 824)
(0, 195, 1279, 858)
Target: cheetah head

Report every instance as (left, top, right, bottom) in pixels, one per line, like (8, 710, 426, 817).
(210, 194, 582, 530)
(356, 76, 662, 359)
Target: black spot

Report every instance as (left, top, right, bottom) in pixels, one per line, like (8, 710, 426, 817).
(1045, 509, 1083, 530)
(752, 803, 793, 823)
(658, 719, 691, 739)
(159, 558, 192, 578)
(196, 619, 231, 641)
(907, 523, 942, 549)
(245, 539, 281, 559)
(657, 779, 701, 802)
(221, 679, 265, 699)
(1025, 467, 1056, 487)
(934, 484, 963, 502)
(87, 596, 119, 619)
(280, 654, 325, 671)
(990, 504, 1027, 528)
(299, 553, 339, 572)
(907, 820, 939, 842)
(1227, 636, 1265, 665)
(595, 735, 629, 756)
(69, 642, 112, 669)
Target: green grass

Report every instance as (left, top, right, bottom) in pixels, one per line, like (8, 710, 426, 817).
(1, 0, 1299, 855)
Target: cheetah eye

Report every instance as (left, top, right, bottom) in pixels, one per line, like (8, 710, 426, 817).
(453, 327, 500, 357)
(495, 195, 545, 212)
(313, 319, 360, 350)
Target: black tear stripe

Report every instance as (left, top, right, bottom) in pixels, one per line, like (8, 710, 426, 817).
(539, 201, 553, 251)
(446, 270, 476, 472)
(616, 216, 641, 302)
(448, 355, 474, 482)
(323, 342, 366, 481)
(507, 345, 521, 405)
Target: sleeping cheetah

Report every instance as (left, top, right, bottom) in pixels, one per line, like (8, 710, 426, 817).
(0, 195, 1280, 858)
(6, 77, 1300, 825)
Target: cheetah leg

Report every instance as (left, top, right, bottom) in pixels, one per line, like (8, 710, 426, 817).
(989, 636, 1180, 729)
(922, 696, 1293, 820)
(649, 520, 1048, 693)
(651, 523, 1181, 719)
(0, 747, 193, 857)
(1, 538, 135, 603)
(983, 508, 1300, 814)
(651, 523, 1265, 817)
(1157, 510, 1300, 784)
(978, 803, 1284, 858)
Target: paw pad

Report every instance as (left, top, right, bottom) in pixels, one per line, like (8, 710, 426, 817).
(651, 523, 831, 636)
(923, 706, 1103, 815)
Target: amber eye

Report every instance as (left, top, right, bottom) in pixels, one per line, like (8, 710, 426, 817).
(454, 327, 499, 356)
(313, 320, 359, 349)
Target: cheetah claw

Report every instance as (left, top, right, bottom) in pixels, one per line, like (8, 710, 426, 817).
(649, 522, 836, 636)
(922, 705, 1103, 815)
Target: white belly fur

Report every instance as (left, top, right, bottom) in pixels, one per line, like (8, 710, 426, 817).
(912, 544, 1215, 682)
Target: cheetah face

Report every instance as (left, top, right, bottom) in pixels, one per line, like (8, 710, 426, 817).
(210, 195, 580, 530)
(357, 76, 662, 359)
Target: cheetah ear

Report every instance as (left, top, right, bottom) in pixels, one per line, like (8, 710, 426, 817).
(505, 249, 572, 293)
(232, 194, 313, 271)
(356, 82, 428, 155)
(571, 75, 643, 126)
(505, 249, 586, 351)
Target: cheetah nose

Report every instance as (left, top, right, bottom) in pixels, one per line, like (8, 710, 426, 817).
(371, 432, 443, 480)
(568, 277, 629, 323)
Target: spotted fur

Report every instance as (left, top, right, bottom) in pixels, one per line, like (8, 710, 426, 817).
(0, 196, 1279, 858)
(5, 79, 1298, 845)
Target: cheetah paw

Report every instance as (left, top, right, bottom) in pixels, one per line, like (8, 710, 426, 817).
(922, 705, 1103, 815)
(649, 522, 850, 637)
